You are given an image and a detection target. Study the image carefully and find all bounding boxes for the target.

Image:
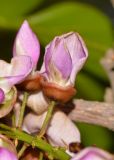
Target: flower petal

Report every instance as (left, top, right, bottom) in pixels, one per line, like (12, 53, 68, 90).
(45, 37, 72, 80)
(71, 147, 113, 160)
(0, 88, 5, 103)
(0, 147, 17, 160)
(19, 91, 48, 115)
(66, 32, 88, 84)
(27, 91, 48, 114)
(0, 55, 32, 92)
(22, 112, 46, 133)
(0, 135, 17, 155)
(13, 20, 40, 69)
(0, 87, 17, 118)
(47, 111, 80, 147)
(41, 32, 88, 87)
(23, 111, 81, 147)
(63, 32, 87, 63)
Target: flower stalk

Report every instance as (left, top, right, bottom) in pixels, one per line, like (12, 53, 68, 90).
(0, 123, 70, 160)
(18, 143, 29, 158)
(38, 100, 56, 138)
(18, 92, 29, 129)
(39, 152, 43, 160)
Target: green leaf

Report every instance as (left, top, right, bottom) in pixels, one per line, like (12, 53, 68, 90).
(0, 0, 44, 18)
(76, 72, 105, 100)
(28, 2, 112, 100)
(77, 123, 114, 150)
(28, 2, 112, 47)
(0, 0, 45, 29)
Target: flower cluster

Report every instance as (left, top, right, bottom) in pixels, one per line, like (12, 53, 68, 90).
(0, 20, 112, 160)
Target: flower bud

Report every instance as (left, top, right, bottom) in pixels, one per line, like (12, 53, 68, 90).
(13, 20, 42, 91)
(41, 32, 88, 102)
(13, 20, 40, 70)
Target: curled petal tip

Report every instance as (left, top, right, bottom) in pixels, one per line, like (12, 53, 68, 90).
(13, 20, 40, 69)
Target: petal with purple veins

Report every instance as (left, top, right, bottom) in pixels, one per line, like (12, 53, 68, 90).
(44, 37, 58, 74)
(45, 38, 72, 81)
(65, 33, 88, 85)
(51, 39, 72, 79)
(13, 20, 40, 69)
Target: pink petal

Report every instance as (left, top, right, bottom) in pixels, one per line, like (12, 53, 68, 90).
(65, 32, 88, 84)
(47, 111, 81, 147)
(0, 147, 17, 160)
(41, 32, 88, 86)
(0, 56, 33, 92)
(23, 111, 81, 147)
(71, 147, 113, 160)
(19, 91, 48, 115)
(13, 20, 40, 69)
(0, 88, 5, 103)
(45, 38, 72, 79)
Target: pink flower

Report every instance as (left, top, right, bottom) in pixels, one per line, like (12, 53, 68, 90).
(13, 20, 41, 91)
(0, 56, 32, 117)
(13, 20, 40, 70)
(42, 32, 88, 86)
(41, 32, 88, 102)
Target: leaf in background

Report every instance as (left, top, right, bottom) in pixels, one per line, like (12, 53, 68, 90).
(76, 72, 105, 100)
(77, 123, 114, 151)
(0, 0, 45, 30)
(28, 2, 112, 100)
(0, 0, 44, 18)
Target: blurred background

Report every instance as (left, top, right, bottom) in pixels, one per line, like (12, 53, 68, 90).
(0, 0, 114, 152)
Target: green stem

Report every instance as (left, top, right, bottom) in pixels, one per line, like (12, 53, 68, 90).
(18, 143, 28, 158)
(39, 152, 43, 160)
(18, 92, 28, 128)
(38, 101, 56, 138)
(0, 124, 70, 160)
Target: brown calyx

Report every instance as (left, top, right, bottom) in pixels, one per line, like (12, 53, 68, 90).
(41, 78, 76, 103)
(21, 147, 39, 160)
(69, 142, 84, 153)
(17, 73, 43, 92)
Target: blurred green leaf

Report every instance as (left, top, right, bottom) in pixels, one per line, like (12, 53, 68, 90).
(77, 123, 114, 151)
(28, 2, 112, 48)
(28, 2, 112, 100)
(0, 0, 45, 30)
(76, 72, 105, 100)
(0, 0, 44, 18)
